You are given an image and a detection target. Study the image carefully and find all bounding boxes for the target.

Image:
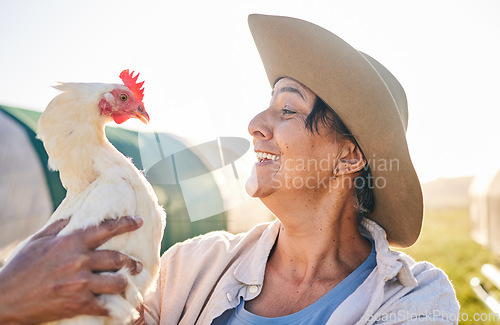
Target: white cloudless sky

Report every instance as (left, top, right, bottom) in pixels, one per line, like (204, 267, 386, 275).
(1, 0, 499, 183)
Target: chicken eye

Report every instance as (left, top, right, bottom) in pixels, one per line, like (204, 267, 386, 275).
(119, 93, 128, 102)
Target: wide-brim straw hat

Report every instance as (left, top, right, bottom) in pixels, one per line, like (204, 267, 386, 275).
(248, 14, 423, 247)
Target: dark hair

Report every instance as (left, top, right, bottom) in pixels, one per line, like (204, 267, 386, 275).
(305, 96, 375, 220)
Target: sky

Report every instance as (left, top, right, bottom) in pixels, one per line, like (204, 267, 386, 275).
(1, 0, 500, 183)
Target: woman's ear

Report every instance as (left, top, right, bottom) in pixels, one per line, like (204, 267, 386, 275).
(336, 143, 366, 176)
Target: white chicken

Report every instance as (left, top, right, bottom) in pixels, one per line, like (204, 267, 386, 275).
(9, 70, 166, 324)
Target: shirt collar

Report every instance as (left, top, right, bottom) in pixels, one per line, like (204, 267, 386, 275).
(360, 217, 418, 287)
(233, 217, 417, 288)
(233, 219, 281, 285)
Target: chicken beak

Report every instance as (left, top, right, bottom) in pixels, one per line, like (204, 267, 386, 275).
(134, 107, 150, 124)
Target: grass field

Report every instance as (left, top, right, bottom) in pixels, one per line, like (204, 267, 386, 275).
(401, 208, 500, 324)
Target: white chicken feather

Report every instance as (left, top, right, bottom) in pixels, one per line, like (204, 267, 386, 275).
(7, 72, 166, 324)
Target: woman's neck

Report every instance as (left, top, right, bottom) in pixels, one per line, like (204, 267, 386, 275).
(262, 185, 372, 284)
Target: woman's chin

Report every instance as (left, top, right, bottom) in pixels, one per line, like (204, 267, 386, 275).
(245, 171, 274, 198)
(245, 173, 260, 197)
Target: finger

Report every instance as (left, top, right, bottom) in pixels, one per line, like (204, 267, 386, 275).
(84, 301, 109, 317)
(33, 219, 70, 239)
(69, 293, 109, 316)
(88, 273, 128, 295)
(88, 250, 143, 275)
(83, 216, 143, 249)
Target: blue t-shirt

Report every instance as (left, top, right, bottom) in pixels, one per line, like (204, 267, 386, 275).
(213, 240, 376, 324)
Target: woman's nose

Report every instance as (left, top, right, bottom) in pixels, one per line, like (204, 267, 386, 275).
(248, 110, 272, 141)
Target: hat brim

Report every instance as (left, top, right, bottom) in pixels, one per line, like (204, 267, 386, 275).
(248, 14, 423, 247)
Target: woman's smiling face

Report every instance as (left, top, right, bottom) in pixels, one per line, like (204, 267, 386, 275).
(246, 78, 342, 198)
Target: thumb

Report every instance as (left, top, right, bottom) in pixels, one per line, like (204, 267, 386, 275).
(33, 218, 70, 239)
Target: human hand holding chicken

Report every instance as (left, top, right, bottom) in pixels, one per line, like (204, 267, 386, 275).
(0, 216, 144, 324)
(2, 70, 166, 324)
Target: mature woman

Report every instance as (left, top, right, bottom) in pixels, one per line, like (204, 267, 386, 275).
(0, 14, 459, 324)
(142, 14, 459, 324)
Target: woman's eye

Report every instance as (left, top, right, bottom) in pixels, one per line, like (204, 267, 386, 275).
(281, 107, 296, 115)
(119, 93, 128, 102)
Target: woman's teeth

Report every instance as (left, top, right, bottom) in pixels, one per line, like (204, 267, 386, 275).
(256, 151, 280, 162)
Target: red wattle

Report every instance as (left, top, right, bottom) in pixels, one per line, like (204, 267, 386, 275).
(112, 115, 130, 124)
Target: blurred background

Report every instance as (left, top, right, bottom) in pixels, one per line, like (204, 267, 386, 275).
(1, 0, 500, 323)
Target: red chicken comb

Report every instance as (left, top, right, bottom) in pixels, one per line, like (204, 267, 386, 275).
(120, 69, 145, 102)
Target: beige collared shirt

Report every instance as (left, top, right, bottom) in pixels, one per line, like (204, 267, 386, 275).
(144, 218, 459, 324)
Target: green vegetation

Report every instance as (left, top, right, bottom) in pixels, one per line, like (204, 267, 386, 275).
(401, 208, 500, 324)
